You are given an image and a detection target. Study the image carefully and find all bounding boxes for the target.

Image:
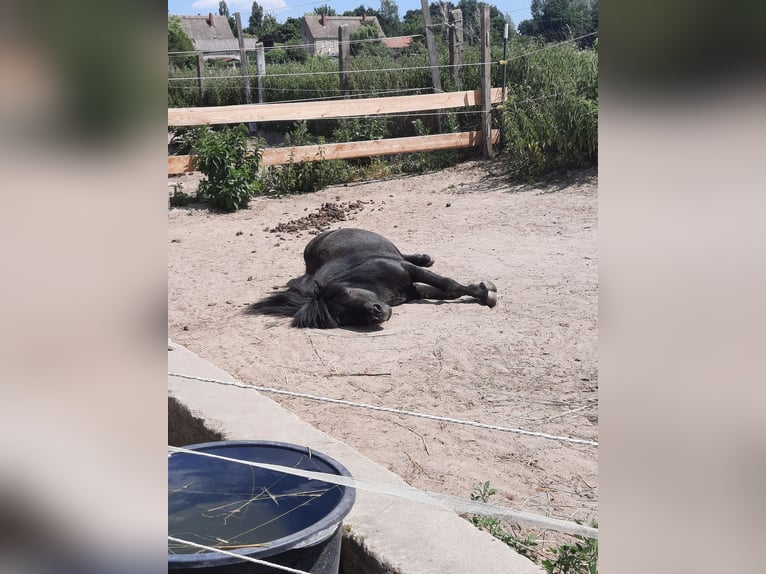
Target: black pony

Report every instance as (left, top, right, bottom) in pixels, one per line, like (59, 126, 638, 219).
(248, 228, 497, 328)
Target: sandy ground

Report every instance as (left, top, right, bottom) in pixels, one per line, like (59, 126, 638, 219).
(168, 159, 598, 545)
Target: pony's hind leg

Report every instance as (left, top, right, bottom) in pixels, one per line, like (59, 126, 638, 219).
(404, 262, 497, 307)
(402, 253, 434, 267)
(414, 282, 497, 307)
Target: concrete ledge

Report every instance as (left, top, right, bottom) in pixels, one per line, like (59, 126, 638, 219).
(168, 339, 543, 574)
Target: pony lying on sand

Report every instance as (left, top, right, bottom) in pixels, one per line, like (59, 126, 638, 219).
(248, 228, 497, 328)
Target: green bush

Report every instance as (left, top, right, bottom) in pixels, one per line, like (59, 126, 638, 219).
(399, 115, 460, 174)
(333, 117, 389, 142)
(542, 526, 598, 574)
(265, 47, 288, 65)
(500, 42, 598, 178)
(168, 16, 195, 70)
(257, 122, 352, 195)
(192, 125, 263, 212)
(469, 481, 598, 573)
(168, 126, 206, 154)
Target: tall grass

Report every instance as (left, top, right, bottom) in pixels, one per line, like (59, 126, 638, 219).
(168, 66, 245, 108)
(500, 41, 598, 178)
(263, 57, 339, 101)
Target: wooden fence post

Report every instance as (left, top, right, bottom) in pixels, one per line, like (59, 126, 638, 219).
(196, 53, 205, 102)
(449, 9, 463, 91)
(234, 12, 252, 105)
(479, 3, 493, 159)
(338, 26, 350, 97)
(255, 42, 265, 104)
(421, 0, 442, 93)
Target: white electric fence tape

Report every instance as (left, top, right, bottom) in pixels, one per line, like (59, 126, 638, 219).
(168, 446, 598, 539)
(168, 372, 598, 447)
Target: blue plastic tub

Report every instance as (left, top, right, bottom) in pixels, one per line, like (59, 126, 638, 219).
(168, 441, 356, 573)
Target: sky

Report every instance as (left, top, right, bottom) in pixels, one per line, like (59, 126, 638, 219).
(167, 0, 533, 30)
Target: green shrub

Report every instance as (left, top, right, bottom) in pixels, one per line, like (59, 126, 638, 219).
(265, 47, 288, 65)
(542, 522, 598, 574)
(282, 40, 310, 63)
(469, 481, 540, 560)
(257, 122, 352, 195)
(168, 126, 206, 154)
(469, 481, 598, 573)
(400, 115, 460, 174)
(168, 16, 195, 70)
(192, 125, 263, 212)
(263, 57, 338, 102)
(333, 117, 389, 142)
(500, 42, 598, 178)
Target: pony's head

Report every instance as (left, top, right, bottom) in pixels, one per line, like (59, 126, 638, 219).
(248, 277, 391, 328)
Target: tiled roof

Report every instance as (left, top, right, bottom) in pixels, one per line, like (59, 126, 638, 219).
(176, 15, 259, 53)
(179, 15, 235, 42)
(381, 36, 414, 49)
(303, 15, 385, 40)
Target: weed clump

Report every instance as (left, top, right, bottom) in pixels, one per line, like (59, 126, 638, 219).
(469, 481, 598, 574)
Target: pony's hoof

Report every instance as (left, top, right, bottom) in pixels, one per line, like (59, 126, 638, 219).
(481, 281, 497, 307)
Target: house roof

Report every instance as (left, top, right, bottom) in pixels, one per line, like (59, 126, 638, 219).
(176, 15, 259, 53)
(381, 36, 414, 49)
(303, 15, 386, 41)
(179, 15, 235, 42)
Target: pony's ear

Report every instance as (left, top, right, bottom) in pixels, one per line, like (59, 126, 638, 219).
(292, 298, 339, 329)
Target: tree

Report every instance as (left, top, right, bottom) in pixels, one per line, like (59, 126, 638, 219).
(256, 13, 279, 42)
(517, 0, 597, 47)
(313, 5, 337, 16)
(489, 5, 514, 47)
(168, 15, 195, 69)
(378, 0, 402, 37)
(518, 18, 539, 37)
(343, 5, 376, 17)
(218, 1, 237, 37)
(350, 21, 385, 56)
(248, 1, 264, 35)
(274, 16, 302, 43)
(402, 8, 424, 36)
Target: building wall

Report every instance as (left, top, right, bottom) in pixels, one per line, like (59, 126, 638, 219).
(315, 39, 338, 56)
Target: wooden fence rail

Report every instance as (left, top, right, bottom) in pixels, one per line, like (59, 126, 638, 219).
(168, 88, 502, 174)
(168, 129, 500, 174)
(168, 88, 502, 127)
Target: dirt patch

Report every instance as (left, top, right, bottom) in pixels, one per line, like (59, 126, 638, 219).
(168, 159, 598, 547)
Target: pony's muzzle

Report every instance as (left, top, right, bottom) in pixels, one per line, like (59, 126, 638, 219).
(372, 302, 392, 323)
